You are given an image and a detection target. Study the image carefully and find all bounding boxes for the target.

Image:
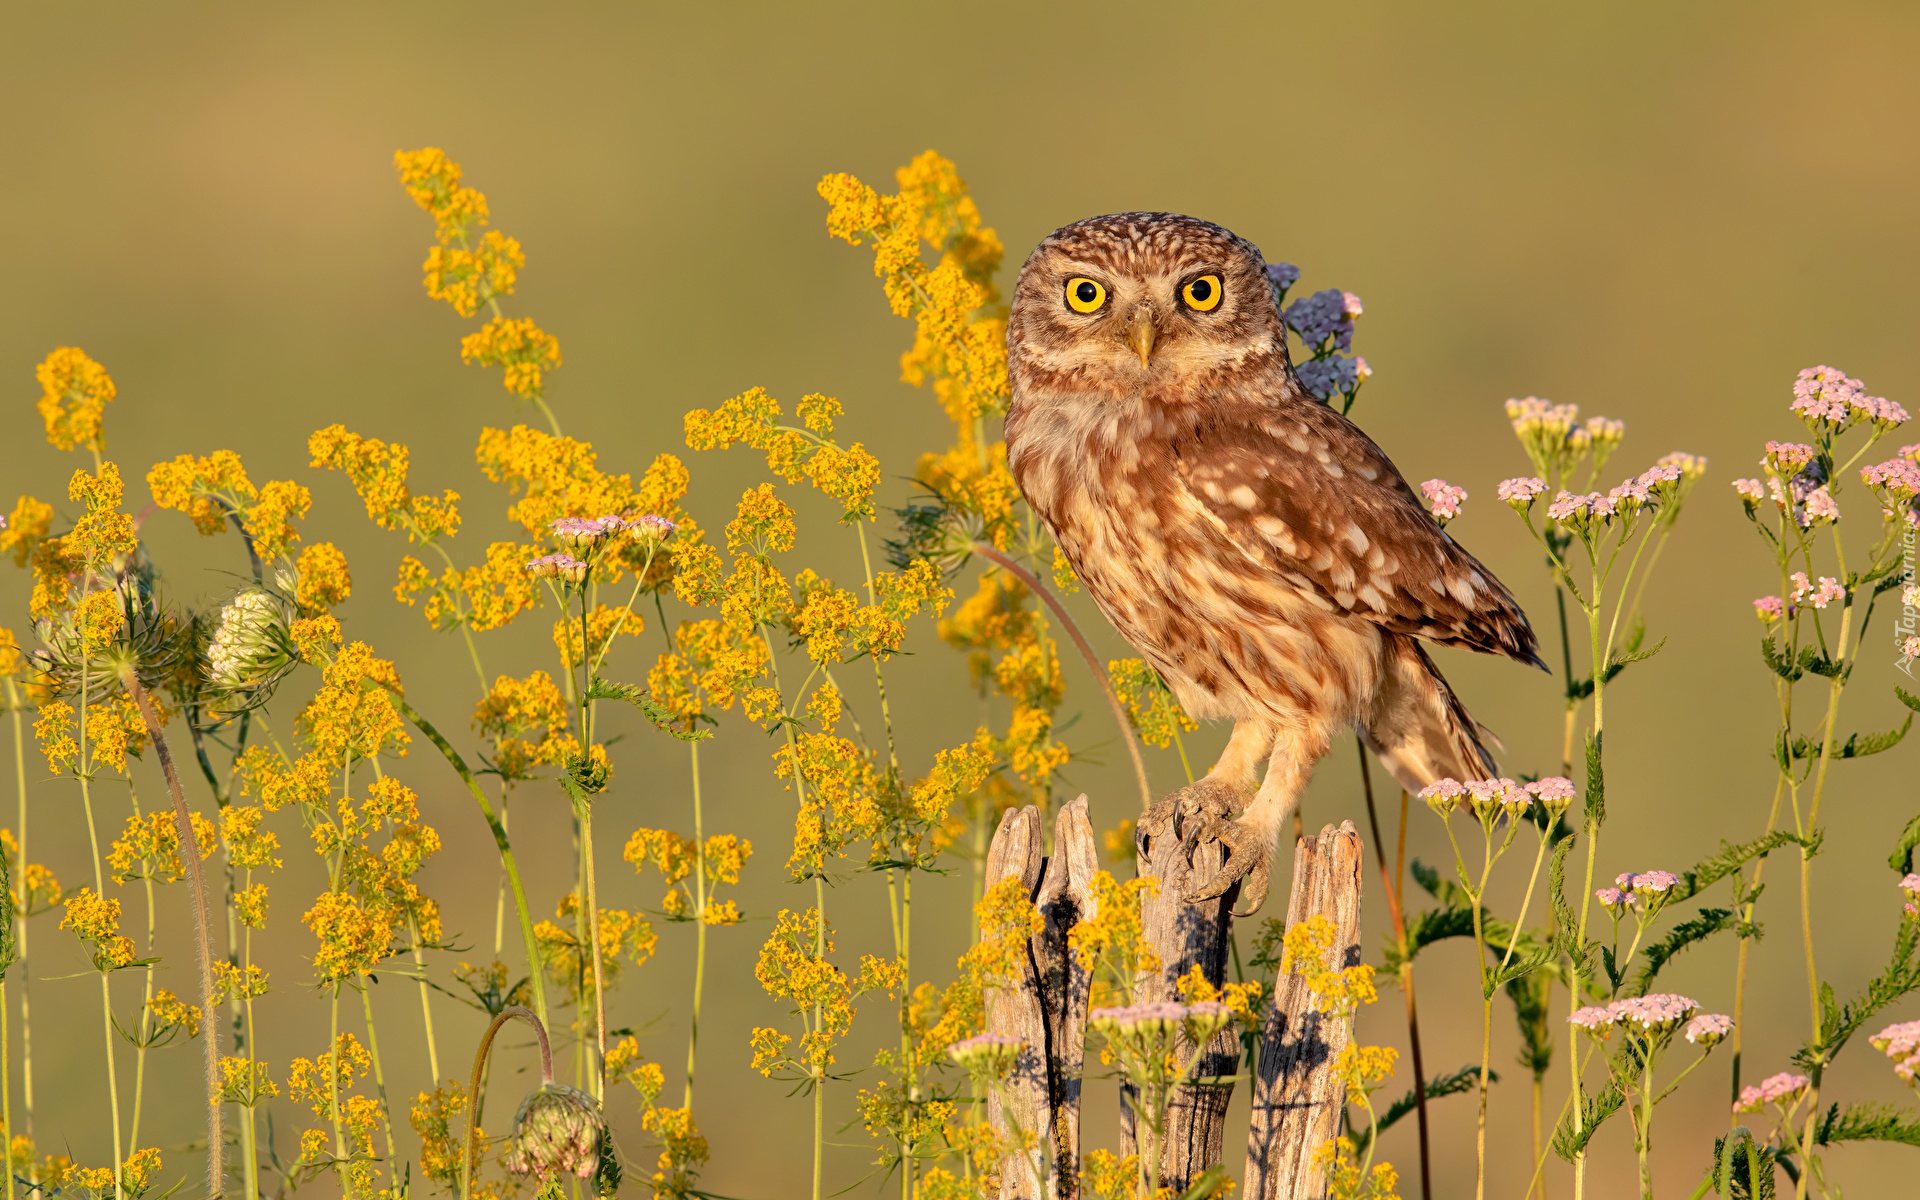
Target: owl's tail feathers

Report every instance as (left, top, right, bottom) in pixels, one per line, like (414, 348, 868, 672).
(1361, 635, 1498, 794)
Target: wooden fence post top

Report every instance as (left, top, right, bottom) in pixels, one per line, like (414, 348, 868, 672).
(1038, 796, 1099, 918)
(988, 804, 1045, 893)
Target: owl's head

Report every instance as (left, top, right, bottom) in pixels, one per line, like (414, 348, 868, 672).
(1007, 212, 1286, 391)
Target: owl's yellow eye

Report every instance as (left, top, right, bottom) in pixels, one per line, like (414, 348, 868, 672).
(1181, 274, 1224, 312)
(1064, 277, 1107, 314)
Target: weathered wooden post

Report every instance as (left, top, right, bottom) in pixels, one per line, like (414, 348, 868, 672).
(982, 798, 1100, 1200)
(1123, 815, 1241, 1191)
(1244, 821, 1365, 1199)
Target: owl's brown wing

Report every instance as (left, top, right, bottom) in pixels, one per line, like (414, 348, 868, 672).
(1170, 397, 1546, 669)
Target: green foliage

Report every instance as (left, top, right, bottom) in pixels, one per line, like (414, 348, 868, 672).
(1889, 812, 1920, 876)
(1674, 831, 1798, 902)
(1349, 1064, 1490, 1157)
(1583, 730, 1605, 826)
(1786, 714, 1911, 761)
(1813, 1102, 1920, 1148)
(1794, 916, 1920, 1081)
(1552, 1077, 1623, 1161)
(1708, 1127, 1778, 1199)
(586, 675, 712, 741)
(1630, 906, 1739, 995)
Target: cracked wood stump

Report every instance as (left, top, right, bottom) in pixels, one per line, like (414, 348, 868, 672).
(983, 798, 1099, 1199)
(1244, 821, 1365, 1200)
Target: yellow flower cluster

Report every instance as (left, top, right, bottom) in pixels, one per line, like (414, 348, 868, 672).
(34, 702, 76, 774)
(395, 147, 489, 242)
(1069, 871, 1162, 1010)
(396, 541, 539, 632)
(625, 828, 753, 925)
(647, 618, 770, 727)
(303, 773, 442, 980)
(910, 874, 1043, 1063)
(303, 889, 397, 981)
(552, 602, 641, 669)
(777, 725, 879, 877)
(641, 1103, 711, 1199)
(295, 542, 351, 612)
(83, 691, 146, 773)
(1281, 913, 1380, 1019)
(817, 153, 1007, 426)
(461, 316, 563, 401)
(939, 571, 1069, 788)
(220, 1055, 279, 1106)
(0, 494, 52, 568)
(533, 891, 658, 1010)
(34, 346, 115, 453)
(63, 463, 137, 581)
(60, 886, 136, 970)
(424, 230, 524, 318)
(751, 906, 900, 1077)
(686, 388, 886, 523)
(309, 426, 461, 544)
(1109, 659, 1197, 751)
(148, 450, 314, 562)
(475, 425, 694, 567)
(147, 988, 202, 1038)
(288, 1031, 371, 1120)
(1311, 1136, 1402, 1200)
(409, 1082, 471, 1186)
(473, 670, 574, 782)
(0, 828, 63, 914)
(107, 808, 217, 883)
(223, 804, 283, 870)
(75, 1147, 162, 1200)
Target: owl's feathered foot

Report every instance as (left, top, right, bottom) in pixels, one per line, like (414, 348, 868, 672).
(1135, 778, 1270, 915)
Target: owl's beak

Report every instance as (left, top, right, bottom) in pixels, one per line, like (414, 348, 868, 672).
(1124, 306, 1157, 368)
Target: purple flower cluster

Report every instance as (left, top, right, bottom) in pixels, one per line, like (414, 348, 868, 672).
(1283, 288, 1360, 353)
(1420, 479, 1467, 526)
(1296, 354, 1369, 402)
(525, 553, 587, 583)
(1265, 261, 1301, 299)
(1870, 1019, 1920, 1081)
(1733, 1071, 1810, 1113)
(1792, 365, 1908, 431)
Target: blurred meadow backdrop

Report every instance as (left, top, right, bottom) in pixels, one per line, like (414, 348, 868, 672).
(2, 1, 1918, 1196)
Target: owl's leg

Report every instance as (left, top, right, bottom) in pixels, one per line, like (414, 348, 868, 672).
(1185, 721, 1336, 915)
(1135, 719, 1274, 860)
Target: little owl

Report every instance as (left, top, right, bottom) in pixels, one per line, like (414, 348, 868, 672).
(1004, 213, 1544, 914)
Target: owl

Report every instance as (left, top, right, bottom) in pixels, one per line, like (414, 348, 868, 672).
(1004, 213, 1544, 914)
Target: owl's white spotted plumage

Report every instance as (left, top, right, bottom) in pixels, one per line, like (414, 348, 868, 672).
(1004, 212, 1544, 913)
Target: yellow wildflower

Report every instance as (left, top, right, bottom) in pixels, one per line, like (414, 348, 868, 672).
(473, 670, 573, 781)
(394, 147, 489, 243)
(396, 541, 539, 632)
(61, 887, 136, 970)
(33, 701, 75, 773)
(410, 1083, 472, 1185)
(288, 1032, 371, 1119)
(1, 495, 54, 567)
(35, 347, 115, 453)
(295, 542, 351, 612)
(85, 690, 147, 773)
(65, 463, 136, 567)
(222, 804, 282, 870)
(461, 316, 562, 400)
(214, 961, 271, 1004)
(1311, 1136, 1401, 1200)
(1069, 871, 1161, 1008)
(148, 988, 202, 1037)
(1109, 658, 1197, 750)
(648, 618, 768, 726)
(552, 603, 641, 669)
(1282, 913, 1379, 1018)
(243, 479, 311, 561)
(107, 808, 217, 883)
(147, 449, 252, 535)
(304, 890, 396, 981)
(308, 425, 461, 542)
(220, 1056, 277, 1106)
(423, 229, 524, 317)
(534, 892, 657, 1005)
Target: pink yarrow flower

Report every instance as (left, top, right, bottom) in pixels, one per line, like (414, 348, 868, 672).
(525, 553, 588, 583)
(1686, 1013, 1734, 1046)
(1568, 1006, 1615, 1035)
(1765, 441, 1817, 474)
(1733, 478, 1765, 504)
(1734, 1071, 1811, 1113)
(1617, 870, 1681, 898)
(1803, 486, 1840, 524)
(1608, 993, 1698, 1033)
(1526, 776, 1576, 810)
(1499, 477, 1547, 509)
(1421, 479, 1467, 526)
(1418, 777, 1467, 815)
(1596, 887, 1635, 913)
(1902, 873, 1920, 918)
(1870, 1019, 1920, 1081)
(1862, 456, 1920, 501)
(1754, 596, 1787, 622)
(1905, 636, 1920, 662)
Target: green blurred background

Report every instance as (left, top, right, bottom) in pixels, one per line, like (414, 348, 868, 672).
(3, 1, 1918, 1195)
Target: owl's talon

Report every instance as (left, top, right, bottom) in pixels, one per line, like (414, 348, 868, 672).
(1136, 778, 1244, 859)
(1184, 815, 1272, 915)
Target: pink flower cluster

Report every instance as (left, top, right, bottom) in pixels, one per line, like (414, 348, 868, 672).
(1585, 416, 1625, 443)
(1902, 873, 1920, 919)
(1686, 1012, 1734, 1046)
(1861, 456, 1920, 502)
(1499, 477, 1547, 509)
(1618, 869, 1681, 896)
(1869, 1019, 1920, 1081)
(1802, 486, 1840, 524)
(1595, 887, 1637, 913)
(1544, 465, 1683, 527)
(549, 513, 677, 551)
(1566, 993, 1705, 1037)
(1905, 636, 1920, 660)
(1733, 478, 1766, 505)
(1420, 479, 1467, 526)
(1734, 1071, 1811, 1113)
(1792, 365, 1908, 430)
(1753, 596, 1789, 623)
(1790, 572, 1845, 610)
(1764, 441, 1817, 474)
(1419, 775, 1573, 818)
(1657, 451, 1708, 478)
(525, 553, 587, 582)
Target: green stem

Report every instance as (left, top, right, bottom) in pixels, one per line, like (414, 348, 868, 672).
(685, 739, 706, 1112)
(6, 680, 32, 1171)
(359, 985, 400, 1161)
(77, 671, 125, 1190)
(383, 689, 549, 1026)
